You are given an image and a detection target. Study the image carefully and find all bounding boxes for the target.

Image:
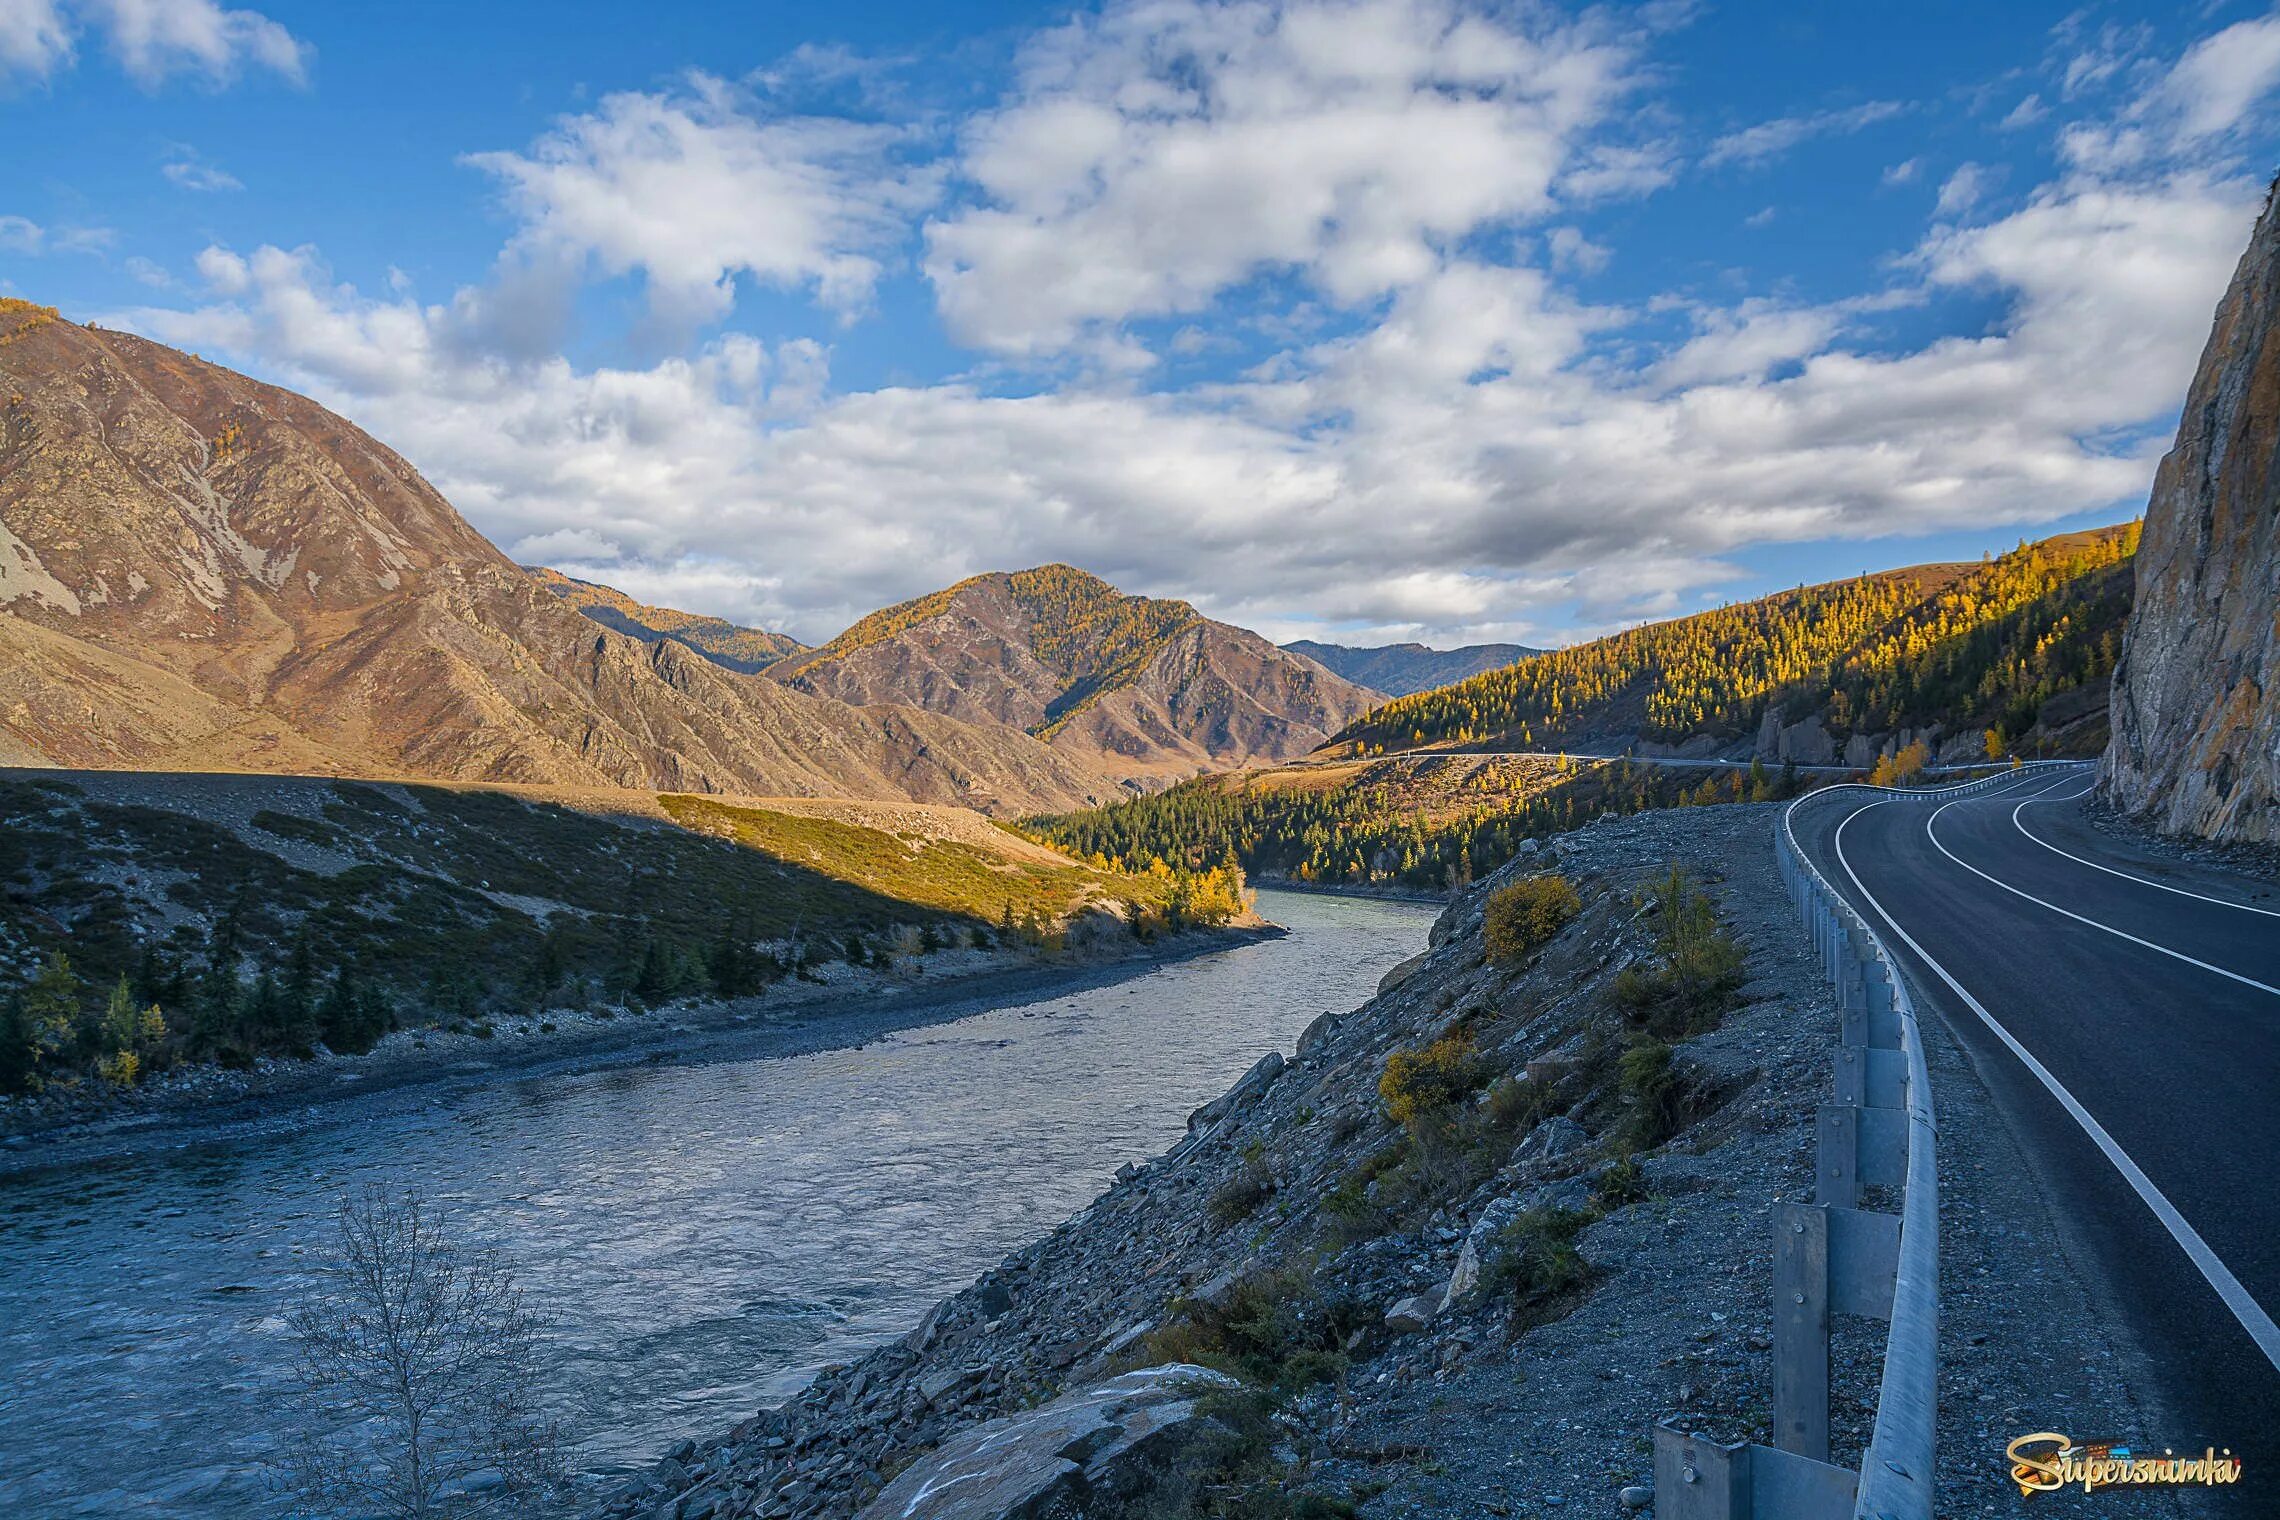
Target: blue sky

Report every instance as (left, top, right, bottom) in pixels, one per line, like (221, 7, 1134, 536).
(4, 0, 2276, 647)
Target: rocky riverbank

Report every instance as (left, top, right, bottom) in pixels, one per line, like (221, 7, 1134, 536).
(0, 923, 1271, 1175)
(594, 803, 2175, 1520)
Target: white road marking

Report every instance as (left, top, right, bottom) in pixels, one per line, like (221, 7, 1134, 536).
(2010, 786, 2280, 920)
(1827, 799, 2280, 1373)
(1923, 784, 2280, 999)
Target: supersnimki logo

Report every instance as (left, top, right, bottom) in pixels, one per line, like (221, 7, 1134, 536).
(2006, 1432, 2244, 1496)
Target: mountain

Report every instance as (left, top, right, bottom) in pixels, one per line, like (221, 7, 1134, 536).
(766, 564, 1381, 783)
(1283, 639, 1536, 697)
(0, 301, 1117, 815)
(528, 567, 806, 673)
(2104, 197, 2280, 843)
(1330, 525, 2139, 768)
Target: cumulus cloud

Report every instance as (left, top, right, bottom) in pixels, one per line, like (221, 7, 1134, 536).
(466, 75, 937, 331)
(923, 0, 1647, 358)
(1, 0, 305, 85)
(0, 0, 74, 79)
(1702, 100, 1903, 169)
(99, 6, 2275, 646)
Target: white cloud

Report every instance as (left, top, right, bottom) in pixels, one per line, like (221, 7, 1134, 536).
(1545, 226, 1610, 275)
(0, 213, 112, 253)
(0, 0, 73, 78)
(161, 145, 242, 191)
(923, 0, 1646, 358)
(466, 75, 935, 331)
(1934, 161, 1991, 217)
(1881, 157, 1921, 186)
(94, 7, 2278, 646)
(2, 0, 305, 85)
(2000, 93, 2046, 129)
(1702, 100, 1902, 169)
(123, 254, 171, 286)
(2151, 15, 2280, 144)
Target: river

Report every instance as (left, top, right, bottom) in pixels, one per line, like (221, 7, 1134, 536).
(0, 889, 1434, 1517)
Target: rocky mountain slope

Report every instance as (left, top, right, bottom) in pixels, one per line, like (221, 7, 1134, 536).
(0, 302, 1114, 815)
(2103, 197, 2280, 844)
(768, 566, 1381, 784)
(1283, 639, 1536, 697)
(1333, 526, 2137, 769)
(530, 567, 806, 673)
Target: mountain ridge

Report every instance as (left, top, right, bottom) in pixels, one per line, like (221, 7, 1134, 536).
(768, 564, 1382, 784)
(0, 301, 1119, 815)
(1331, 525, 2137, 768)
(1283, 638, 1538, 697)
(527, 567, 806, 673)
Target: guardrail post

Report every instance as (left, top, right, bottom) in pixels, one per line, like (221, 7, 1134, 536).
(1773, 1202, 1830, 1460)
(1817, 1104, 1860, 1207)
(1655, 1421, 1749, 1520)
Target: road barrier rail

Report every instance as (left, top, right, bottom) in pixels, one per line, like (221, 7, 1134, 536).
(1654, 761, 2083, 1519)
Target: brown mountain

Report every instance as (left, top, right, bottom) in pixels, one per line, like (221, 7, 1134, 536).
(765, 565, 1382, 784)
(0, 300, 1118, 814)
(528, 566, 806, 673)
(2104, 198, 2280, 843)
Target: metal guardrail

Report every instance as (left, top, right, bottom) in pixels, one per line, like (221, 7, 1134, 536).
(1654, 762, 2082, 1519)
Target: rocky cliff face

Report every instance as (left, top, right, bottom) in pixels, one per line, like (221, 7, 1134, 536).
(771, 566, 1382, 784)
(0, 303, 1117, 814)
(2103, 197, 2280, 843)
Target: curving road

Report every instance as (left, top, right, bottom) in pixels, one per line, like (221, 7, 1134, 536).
(1791, 767, 2280, 1474)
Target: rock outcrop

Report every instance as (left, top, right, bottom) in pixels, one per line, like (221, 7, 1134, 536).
(2103, 196, 2280, 843)
(852, 1366, 1240, 1520)
(0, 302, 1116, 815)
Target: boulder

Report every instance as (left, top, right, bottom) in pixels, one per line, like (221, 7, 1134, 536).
(1186, 1052, 1284, 1134)
(853, 1365, 1239, 1520)
(1514, 1115, 1588, 1165)
(1385, 1286, 1446, 1334)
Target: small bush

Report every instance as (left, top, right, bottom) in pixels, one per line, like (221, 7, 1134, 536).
(1139, 1266, 1364, 1392)
(1611, 866, 1745, 1038)
(1616, 1038, 1685, 1150)
(1593, 1153, 1648, 1209)
(1488, 1206, 1591, 1302)
(1208, 1145, 1276, 1227)
(1379, 1035, 1490, 1125)
(1483, 875, 1582, 963)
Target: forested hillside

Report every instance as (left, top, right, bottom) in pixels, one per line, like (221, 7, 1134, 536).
(1334, 526, 2138, 761)
(0, 773, 1240, 1096)
(1024, 754, 1812, 893)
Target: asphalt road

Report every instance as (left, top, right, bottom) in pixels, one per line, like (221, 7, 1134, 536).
(1792, 766, 2280, 1478)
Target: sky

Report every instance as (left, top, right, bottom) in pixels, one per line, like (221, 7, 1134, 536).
(3, 0, 2277, 650)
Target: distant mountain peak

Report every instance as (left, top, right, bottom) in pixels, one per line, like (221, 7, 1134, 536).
(771, 565, 1377, 783)
(1284, 639, 1538, 698)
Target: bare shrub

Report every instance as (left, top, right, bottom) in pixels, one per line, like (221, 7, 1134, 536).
(278, 1188, 567, 1518)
